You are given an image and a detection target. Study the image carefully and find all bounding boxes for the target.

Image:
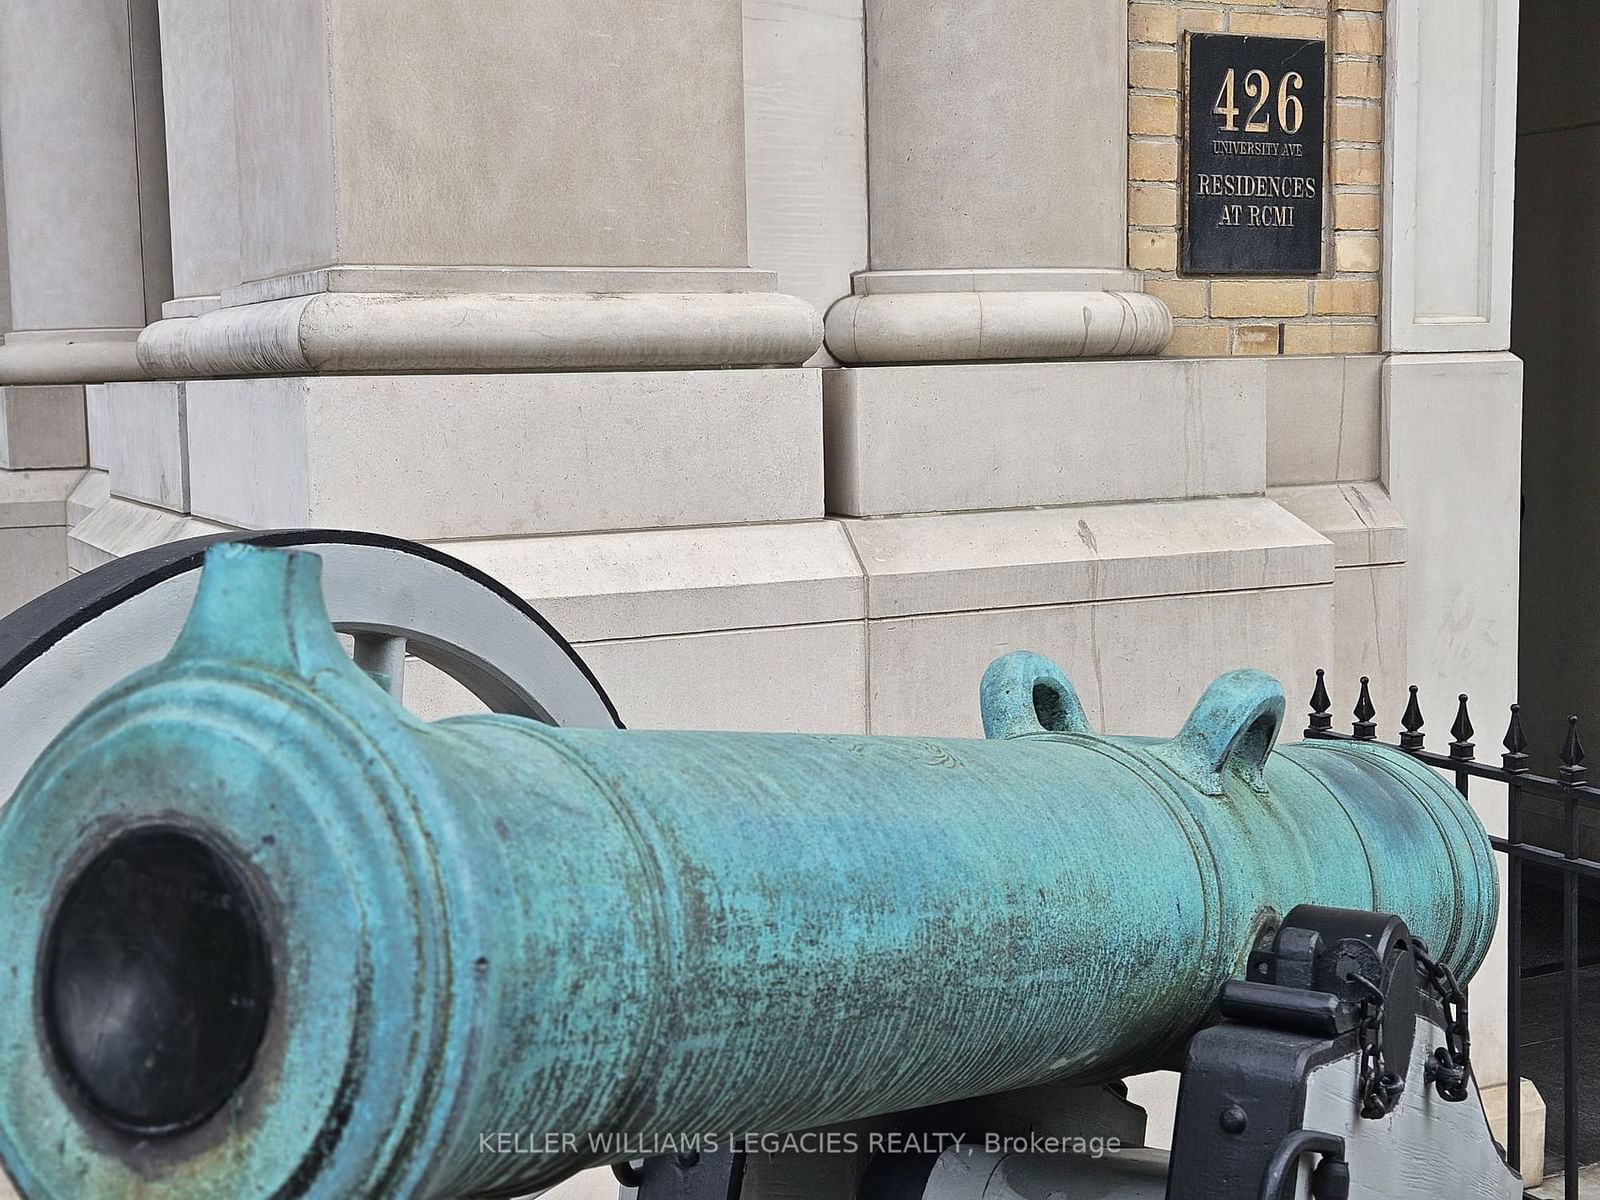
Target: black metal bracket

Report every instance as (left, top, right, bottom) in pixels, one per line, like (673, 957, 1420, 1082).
(1257, 1129, 1349, 1200)
(619, 1147, 746, 1199)
(1167, 905, 1431, 1200)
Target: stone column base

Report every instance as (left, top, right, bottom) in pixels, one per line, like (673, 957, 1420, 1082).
(138, 273, 824, 377)
(823, 268, 1172, 363)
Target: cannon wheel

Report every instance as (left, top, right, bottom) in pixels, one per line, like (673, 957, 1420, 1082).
(0, 529, 622, 799)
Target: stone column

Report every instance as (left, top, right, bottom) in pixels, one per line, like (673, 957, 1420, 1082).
(140, 0, 819, 376)
(155, 0, 243, 319)
(823, 0, 1170, 362)
(0, 0, 169, 614)
(0, 0, 169, 382)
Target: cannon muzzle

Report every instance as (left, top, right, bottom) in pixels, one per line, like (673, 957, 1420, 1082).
(0, 545, 1497, 1198)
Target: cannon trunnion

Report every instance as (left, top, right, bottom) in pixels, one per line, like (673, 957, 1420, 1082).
(0, 545, 1507, 1199)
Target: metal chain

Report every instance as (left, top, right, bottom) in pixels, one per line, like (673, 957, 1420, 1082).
(1352, 938, 1471, 1119)
(1413, 939, 1472, 1103)
(1351, 973, 1402, 1119)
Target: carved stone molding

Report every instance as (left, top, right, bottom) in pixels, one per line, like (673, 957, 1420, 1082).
(0, 331, 150, 385)
(136, 290, 825, 377)
(823, 289, 1173, 365)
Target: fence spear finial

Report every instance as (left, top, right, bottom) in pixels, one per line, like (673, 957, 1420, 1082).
(1561, 715, 1586, 786)
(1400, 685, 1425, 752)
(1449, 694, 1475, 762)
(1307, 668, 1332, 735)
(1353, 676, 1376, 741)
(1502, 704, 1529, 773)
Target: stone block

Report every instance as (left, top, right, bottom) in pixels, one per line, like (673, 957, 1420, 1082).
(1145, 278, 1206, 317)
(186, 369, 824, 539)
(0, 524, 67, 616)
(1128, 93, 1179, 137)
(866, 584, 1334, 738)
(1129, 140, 1180, 182)
(1128, 4, 1178, 44)
(577, 621, 867, 734)
(1333, 147, 1382, 187)
(0, 467, 80, 531)
(1129, 230, 1179, 270)
(842, 496, 1332, 618)
(0, 385, 87, 469)
(66, 496, 230, 574)
(1333, 10, 1383, 55)
(93, 380, 189, 509)
(823, 358, 1266, 517)
(1327, 562, 1407, 732)
(1271, 481, 1405, 570)
(1331, 99, 1382, 143)
(440, 520, 864, 642)
(1228, 11, 1327, 38)
(1281, 323, 1335, 356)
(1263, 354, 1381, 485)
(1128, 184, 1179, 228)
(1177, 8, 1225, 34)
(66, 469, 108, 526)
(1329, 322, 1380, 354)
(1314, 279, 1379, 316)
(1233, 324, 1282, 356)
(1128, 46, 1180, 91)
(1163, 323, 1230, 356)
(1333, 58, 1382, 100)
(1334, 233, 1381, 272)
(1334, 192, 1381, 231)
(1211, 281, 1311, 318)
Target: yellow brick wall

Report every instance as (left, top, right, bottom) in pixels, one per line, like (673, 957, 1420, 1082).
(1128, 0, 1384, 357)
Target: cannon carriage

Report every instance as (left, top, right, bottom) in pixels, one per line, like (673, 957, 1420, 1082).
(0, 538, 1524, 1200)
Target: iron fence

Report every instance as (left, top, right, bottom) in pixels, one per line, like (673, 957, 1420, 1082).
(1304, 669, 1595, 1200)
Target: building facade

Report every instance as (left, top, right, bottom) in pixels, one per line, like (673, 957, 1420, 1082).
(0, 0, 1524, 1195)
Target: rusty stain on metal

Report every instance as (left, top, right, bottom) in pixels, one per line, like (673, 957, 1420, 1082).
(0, 545, 1498, 1198)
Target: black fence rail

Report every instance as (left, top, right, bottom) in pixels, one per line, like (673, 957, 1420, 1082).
(1305, 669, 1597, 1200)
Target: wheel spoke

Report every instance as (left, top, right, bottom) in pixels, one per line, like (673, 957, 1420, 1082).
(351, 634, 407, 702)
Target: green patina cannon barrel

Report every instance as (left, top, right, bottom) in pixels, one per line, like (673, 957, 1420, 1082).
(0, 546, 1496, 1199)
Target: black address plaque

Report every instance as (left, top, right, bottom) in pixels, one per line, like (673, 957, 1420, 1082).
(1183, 33, 1326, 275)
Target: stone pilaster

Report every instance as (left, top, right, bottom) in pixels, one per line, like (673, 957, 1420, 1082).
(155, 0, 243, 318)
(0, 0, 169, 383)
(0, 1, 170, 612)
(823, 0, 1170, 362)
(139, 0, 820, 375)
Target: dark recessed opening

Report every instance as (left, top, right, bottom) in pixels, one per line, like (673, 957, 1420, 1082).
(1033, 680, 1068, 731)
(42, 827, 272, 1137)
